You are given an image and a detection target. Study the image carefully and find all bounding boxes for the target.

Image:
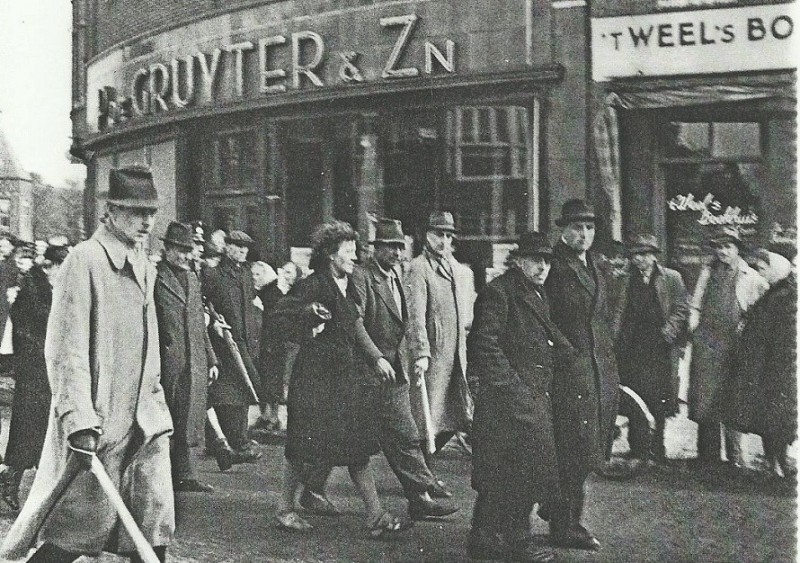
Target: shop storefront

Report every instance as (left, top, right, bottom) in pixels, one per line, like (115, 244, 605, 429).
(590, 0, 796, 285)
(73, 0, 593, 276)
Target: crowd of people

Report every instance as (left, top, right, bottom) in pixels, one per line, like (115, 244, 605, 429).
(0, 164, 794, 562)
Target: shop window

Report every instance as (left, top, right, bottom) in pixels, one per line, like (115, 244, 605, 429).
(0, 199, 10, 231)
(214, 129, 259, 193)
(661, 122, 761, 160)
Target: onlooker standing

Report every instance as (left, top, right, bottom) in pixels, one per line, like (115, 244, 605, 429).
(251, 260, 282, 432)
(0, 244, 69, 511)
(544, 199, 619, 551)
(202, 230, 262, 464)
(1, 166, 174, 563)
(155, 221, 219, 493)
(722, 249, 796, 477)
(467, 232, 564, 563)
(406, 211, 472, 456)
(688, 226, 767, 466)
(613, 234, 689, 462)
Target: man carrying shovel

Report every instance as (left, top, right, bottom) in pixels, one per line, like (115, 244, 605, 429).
(1, 166, 174, 563)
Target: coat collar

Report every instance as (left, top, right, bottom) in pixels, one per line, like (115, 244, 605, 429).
(507, 268, 557, 337)
(368, 258, 404, 322)
(423, 247, 454, 282)
(156, 260, 187, 304)
(93, 224, 150, 291)
(554, 241, 596, 296)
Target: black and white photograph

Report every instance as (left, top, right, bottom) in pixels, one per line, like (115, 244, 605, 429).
(0, 0, 795, 561)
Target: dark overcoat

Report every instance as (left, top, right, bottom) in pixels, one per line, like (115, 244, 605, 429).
(155, 261, 217, 446)
(468, 268, 566, 503)
(203, 256, 261, 406)
(351, 259, 408, 383)
(544, 242, 620, 473)
(5, 265, 52, 469)
(613, 264, 689, 415)
(272, 271, 383, 467)
(722, 275, 797, 443)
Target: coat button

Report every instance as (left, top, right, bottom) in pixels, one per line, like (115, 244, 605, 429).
(577, 394, 582, 399)
(547, 340, 554, 346)
(583, 420, 588, 425)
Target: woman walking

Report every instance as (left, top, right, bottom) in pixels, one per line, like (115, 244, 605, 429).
(0, 244, 69, 510)
(271, 220, 411, 538)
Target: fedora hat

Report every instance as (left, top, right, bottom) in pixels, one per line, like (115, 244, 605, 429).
(627, 233, 661, 255)
(226, 230, 255, 247)
(427, 211, 458, 233)
(510, 231, 553, 258)
(107, 165, 159, 209)
(555, 199, 597, 227)
(709, 225, 742, 246)
(44, 244, 70, 264)
(372, 218, 406, 245)
(161, 221, 194, 250)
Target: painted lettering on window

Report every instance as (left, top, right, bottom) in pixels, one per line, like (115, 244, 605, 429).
(668, 193, 758, 226)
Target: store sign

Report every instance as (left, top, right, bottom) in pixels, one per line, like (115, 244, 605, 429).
(97, 14, 456, 131)
(592, 3, 796, 81)
(668, 192, 759, 226)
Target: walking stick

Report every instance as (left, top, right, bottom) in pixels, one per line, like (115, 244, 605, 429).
(417, 374, 437, 455)
(88, 456, 160, 563)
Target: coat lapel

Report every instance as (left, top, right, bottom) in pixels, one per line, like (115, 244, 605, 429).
(156, 263, 187, 304)
(653, 265, 670, 316)
(513, 270, 558, 338)
(369, 262, 403, 323)
(567, 255, 597, 297)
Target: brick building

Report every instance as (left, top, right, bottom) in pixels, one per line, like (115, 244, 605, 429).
(71, 0, 598, 276)
(0, 126, 33, 242)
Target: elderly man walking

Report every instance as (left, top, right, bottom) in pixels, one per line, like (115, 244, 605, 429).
(543, 199, 619, 551)
(613, 234, 689, 462)
(406, 211, 472, 457)
(1, 166, 175, 563)
(155, 221, 219, 493)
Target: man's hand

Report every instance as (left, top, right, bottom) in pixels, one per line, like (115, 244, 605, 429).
(6, 286, 18, 305)
(208, 365, 219, 385)
(375, 357, 396, 383)
(68, 429, 99, 467)
(413, 357, 429, 384)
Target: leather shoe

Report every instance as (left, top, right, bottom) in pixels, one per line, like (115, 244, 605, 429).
(174, 478, 214, 493)
(299, 490, 340, 516)
(550, 526, 601, 551)
(232, 447, 263, 464)
(408, 493, 459, 521)
(430, 479, 453, 499)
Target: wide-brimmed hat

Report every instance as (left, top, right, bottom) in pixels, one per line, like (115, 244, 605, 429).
(555, 199, 598, 227)
(709, 225, 742, 246)
(161, 221, 194, 250)
(427, 211, 458, 233)
(372, 218, 406, 245)
(627, 233, 661, 255)
(510, 231, 553, 258)
(44, 245, 70, 264)
(106, 166, 159, 210)
(226, 230, 255, 247)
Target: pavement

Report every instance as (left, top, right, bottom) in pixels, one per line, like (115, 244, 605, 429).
(0, 380, 795, 562)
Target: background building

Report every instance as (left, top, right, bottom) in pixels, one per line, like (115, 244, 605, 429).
(71, 0, 597, 281)
(0, 127, 33, 242)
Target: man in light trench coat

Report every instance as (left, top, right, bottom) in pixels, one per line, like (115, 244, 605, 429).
(1, 166, 175, 563)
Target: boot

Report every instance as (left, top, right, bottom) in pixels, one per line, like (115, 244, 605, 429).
(1, 467, 21, 511)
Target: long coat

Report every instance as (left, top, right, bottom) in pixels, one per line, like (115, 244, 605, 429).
(1, 225, 174, 558)
(405, 248, 472, 440)
(4, 265, 53, 469)
(203, 256, 261, 406)
(468, 268, 566, 503)
(272, 271, 383, 467)
(544, 242, 620, 474)
(351, 259, 408, 383)
(155, 261, 217, 447)
(613, 263, 689, 416)
(688, 258, 767, 422)
(721, 274, 797, 443)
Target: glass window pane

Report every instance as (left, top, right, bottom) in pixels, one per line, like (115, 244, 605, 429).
(676, 123, 710, 155)
(712, 122, 761, 159)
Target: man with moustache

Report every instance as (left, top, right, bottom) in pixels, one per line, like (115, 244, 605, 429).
(406, 212, 472, 460)
(1, 166, 174, 563)
(468, 232, 568, 563)
(155, 221, 219, 492)
(543, 199, 619, 551)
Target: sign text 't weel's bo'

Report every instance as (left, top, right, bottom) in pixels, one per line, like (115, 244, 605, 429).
(98, 14, 456, 131)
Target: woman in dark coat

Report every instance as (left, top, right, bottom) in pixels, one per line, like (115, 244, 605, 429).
(722, 250, 797, 477)
(0, 244, 69, 510)
(467, 232, 567, 563)
(271, 220, 410, 538)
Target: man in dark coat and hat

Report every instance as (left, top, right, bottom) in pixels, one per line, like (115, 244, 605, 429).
(202, 230, 262, 463)
(155, 221, 219, 492)
(613, 233, 689, 462)
(468, 231, 569, 563)
(543, 199, 619, 551)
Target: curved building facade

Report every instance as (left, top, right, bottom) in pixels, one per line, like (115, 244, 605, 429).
(72, 0, 594, 273)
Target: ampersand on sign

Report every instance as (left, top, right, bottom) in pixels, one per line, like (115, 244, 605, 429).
(338, 51, 364, 83)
